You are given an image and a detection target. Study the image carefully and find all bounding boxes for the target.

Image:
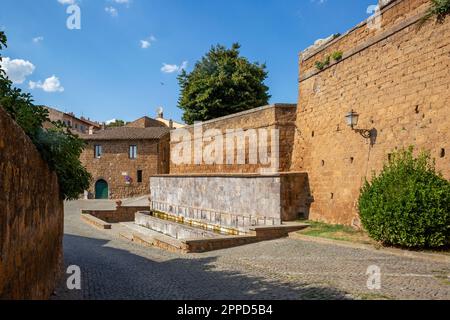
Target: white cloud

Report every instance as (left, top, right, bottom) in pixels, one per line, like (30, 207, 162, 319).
(140, 40, 151, 49)
(161, 61, 188, 73)
(29, 75, 64, 93)
(33, 36, 44, 44)
(58, 0, 76, 5)
(140, 35, 156, 49)
(105, 6, 118, 17)
(113, 0, 130, 4)
(0, 57, 35, 84)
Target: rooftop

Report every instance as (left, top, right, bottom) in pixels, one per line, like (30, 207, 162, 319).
(78, 126, 170, 141)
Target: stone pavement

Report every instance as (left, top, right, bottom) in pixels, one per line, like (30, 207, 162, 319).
(53, 200, 450, 300)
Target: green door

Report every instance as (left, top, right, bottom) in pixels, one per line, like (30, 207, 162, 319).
(95, 180, 109, 199)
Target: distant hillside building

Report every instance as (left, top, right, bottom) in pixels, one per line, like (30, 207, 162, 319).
(43, 106, 101, 134)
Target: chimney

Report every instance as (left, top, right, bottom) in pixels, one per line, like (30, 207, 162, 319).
(88, 126, 94, 135)
(157, 107, 164, 119)
(169, 119, 173, 129)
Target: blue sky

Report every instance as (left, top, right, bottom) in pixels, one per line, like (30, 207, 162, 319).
(0, 0, 375, 123)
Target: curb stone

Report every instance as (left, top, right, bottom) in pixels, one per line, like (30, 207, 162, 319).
(289, 233, 450, 264)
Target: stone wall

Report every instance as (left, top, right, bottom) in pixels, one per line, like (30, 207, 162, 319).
(82, 205, 149, 223)
(80, 138, 169, 199)
(169, 104, 297, 174)
(0, 107, 64, 299)
(150, 173, 309, 231)
(291, 0, 450, 225)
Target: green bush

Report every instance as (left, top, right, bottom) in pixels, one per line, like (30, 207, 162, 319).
(358, 147, 450, 248)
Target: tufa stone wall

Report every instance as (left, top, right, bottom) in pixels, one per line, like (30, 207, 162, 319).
(80, 137, 170, 199)
(0, 107, 64, 299)
(291, 0, 450, 225)
(169, 104, 297, 174)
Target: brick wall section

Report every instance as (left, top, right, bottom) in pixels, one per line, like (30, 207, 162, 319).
(291, 0, 450, 225)
(82, 206, 149, 223)
(80, 138, 169, 199)
(0, 107, 64, 299)
(169, 104, 297, 174)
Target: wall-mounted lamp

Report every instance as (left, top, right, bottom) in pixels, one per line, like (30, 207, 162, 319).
(345, 110, 372, 139)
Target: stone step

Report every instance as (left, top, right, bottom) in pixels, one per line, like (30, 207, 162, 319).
(134, 212, 230, 239)
(120, 222, 186, 252)
(81, 214, 112, 230)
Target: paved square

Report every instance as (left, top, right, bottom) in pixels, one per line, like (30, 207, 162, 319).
(54, 200, 450, 300)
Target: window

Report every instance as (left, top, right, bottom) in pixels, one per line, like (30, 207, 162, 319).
(129, 145, 137, 159)
(137, 170, 143, 183)
(94, 145, 102, 158)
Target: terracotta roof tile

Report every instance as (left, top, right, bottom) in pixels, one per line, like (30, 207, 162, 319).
(78, 126, 170, 141)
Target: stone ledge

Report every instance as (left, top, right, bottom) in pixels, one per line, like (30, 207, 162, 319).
(300, 9, 428, 82)
(150, 171, 307, 178)
(300, 0, 405, 61)
(174, 103, 297, 130)
(81, 214, 112, 230)
(289, 233, 450, 264)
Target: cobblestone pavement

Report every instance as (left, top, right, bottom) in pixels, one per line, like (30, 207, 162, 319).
(53, 200, 450, 300)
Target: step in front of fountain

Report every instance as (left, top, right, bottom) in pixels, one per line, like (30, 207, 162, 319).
(127, 211, 309, 253)
(135, 211, 227, 240)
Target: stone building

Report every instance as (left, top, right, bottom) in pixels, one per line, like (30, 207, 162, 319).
(155, 0, 449, 227)
(79, 118, 171, 200)
(43, 106, 101, 134)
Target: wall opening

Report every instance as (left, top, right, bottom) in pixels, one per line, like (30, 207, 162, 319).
(440, 148, 445, 158)
(95, 179, 109, 199)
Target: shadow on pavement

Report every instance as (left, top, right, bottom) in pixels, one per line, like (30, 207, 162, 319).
(53, 234, 352, 300)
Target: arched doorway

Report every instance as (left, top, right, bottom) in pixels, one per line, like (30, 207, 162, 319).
(95, 179, 109, 199)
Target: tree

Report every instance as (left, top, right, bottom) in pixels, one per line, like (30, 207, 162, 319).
(177, 43, 270, 124)
(106, 119, 126, 128)
(0, 31, 91, 200)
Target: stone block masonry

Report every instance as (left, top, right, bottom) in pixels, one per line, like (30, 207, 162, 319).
(80, 136, 169, 199)
(291, 0, 450, 225)
(149, 173, 310, 231)
(0, 107, 64, 299)
(169, 104, 297, 174)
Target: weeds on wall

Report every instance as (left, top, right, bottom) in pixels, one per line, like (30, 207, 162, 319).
(421, 0, 450, 25)
(315, 51, 343, 71)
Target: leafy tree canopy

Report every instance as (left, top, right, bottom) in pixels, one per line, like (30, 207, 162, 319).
(0, 31, 91, 200)
(177, 43, 271, 124)
(106, 119, 126, 128)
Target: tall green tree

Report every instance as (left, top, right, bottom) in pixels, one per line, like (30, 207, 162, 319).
(177, 43, 270, 124)
(0, 31, 91, 200)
